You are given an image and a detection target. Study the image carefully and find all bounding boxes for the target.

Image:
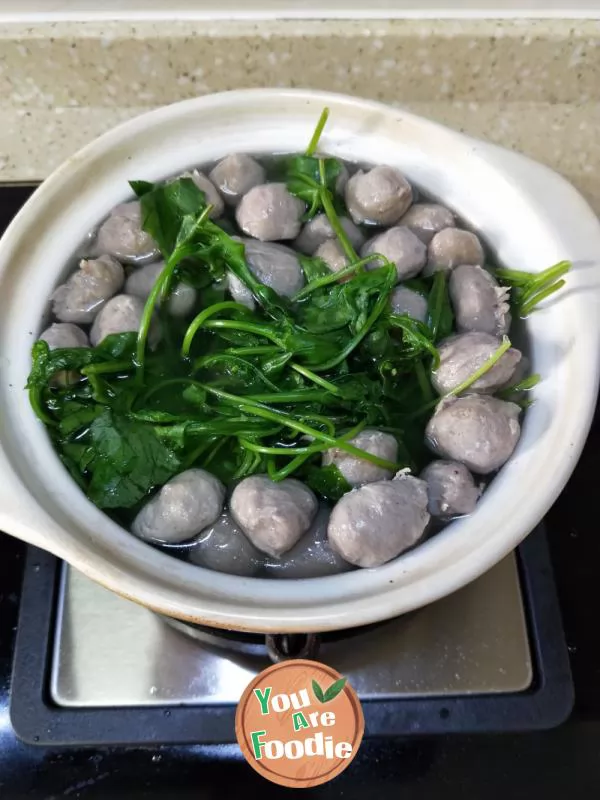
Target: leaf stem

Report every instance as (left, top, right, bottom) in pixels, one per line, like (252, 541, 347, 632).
(81, 360, 134, 376)
(494, 260, 570, 287)
(193, 352, 280, 392)
(240, 404, 397, 470)
(293, 254, 387, 301)
(181, 301, 253, 357)
(427, 271, 448, 341)
(249, 390, 329, 404)
(403, 335, 513, 420)
(319, 182, 358, 263)
(290, 363, 340, 393)
(305, 108, 330, 156)
(135, 241, 196, 374)
(520, 280, 566, 316)
(415, 359, 434, 402)
(137, 377, 207, 407)
(221, 345, 280, 358)
(201, 437, 229, 470)
(493, 260, 571, 316)
(445, 335, 512, 398)
(263, 421, 368, 482)
(181, 436, 219, 470)
(198, 384, 397, 470)
(161, 204, 213, 300)
(238, 439, 321, 456)
(312, 278, 394, 372)
(201, 319, 286, 348)
(268, 452, 315, 481)
(497, 373, 541, 400)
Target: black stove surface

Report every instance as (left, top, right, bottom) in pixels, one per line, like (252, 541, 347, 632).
(1, 185, 600, 798)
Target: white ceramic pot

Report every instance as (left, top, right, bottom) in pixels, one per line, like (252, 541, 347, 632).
(1, 89, 599, 633)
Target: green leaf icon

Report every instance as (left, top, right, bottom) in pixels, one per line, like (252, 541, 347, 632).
(312, 676, 347, 703)
(312, 679, 325, 703)
(323, 677, 347, 702)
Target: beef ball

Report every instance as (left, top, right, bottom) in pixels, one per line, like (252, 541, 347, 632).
(230, 475, 318, 557)
(236, 183, 305, 241)
(131, 469, 226, 544)
(327, 474, 430, 568)
(345, 166, 412, 226)
(425, 395, 521, 474)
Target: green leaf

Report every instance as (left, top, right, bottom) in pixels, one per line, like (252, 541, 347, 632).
(312, 679, 325, 703)
(94, 332, 137, 361)
(129, 180, 154, 197)
(298, 254, 332, 283)
(286, 175, 321, 220)
(194, 353, 280, 394)
(282, 156, 342, 220)
(297, 265, 397, 338)
(295, 283, 351, 333)
(323, 677, 347, 702)
(388, 314, 440, 367)
(182, 383, 208, 407)
(497, 372, 541, 401)
(285, 155, 342, 192)
(259, 351, 294, 380)
(303, 464, 351, 503)
(84, 410, 181, 509)
(58, 450, 89, 491)
(205, 232, 289, 320)
(283, 328, 347, 368)
(27, 339, 51, 387)
(176, 257, 224, 290)
(58, 402, 105, 437)
(343, 266, 397, 335)
(27, 341, 96, 387)
(136, 177, 208, 257)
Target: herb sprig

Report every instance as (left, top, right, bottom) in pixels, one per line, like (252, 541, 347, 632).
(493, 260, 571, 316)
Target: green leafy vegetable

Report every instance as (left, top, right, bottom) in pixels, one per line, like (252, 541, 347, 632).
(84, 410, 181, 509)
(280, 107, 357, 262)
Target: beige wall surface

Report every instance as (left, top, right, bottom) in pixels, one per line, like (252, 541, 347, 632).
(0, 18, 599, 216)
(1, 2, 600, 19)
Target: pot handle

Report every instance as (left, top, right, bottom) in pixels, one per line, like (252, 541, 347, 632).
(0, 447, 68, 558)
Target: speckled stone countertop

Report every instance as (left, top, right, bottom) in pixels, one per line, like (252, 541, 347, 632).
(0, 19, 599, 213)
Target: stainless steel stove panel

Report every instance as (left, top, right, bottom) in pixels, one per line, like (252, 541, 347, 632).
(50, 554, 531, 707)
